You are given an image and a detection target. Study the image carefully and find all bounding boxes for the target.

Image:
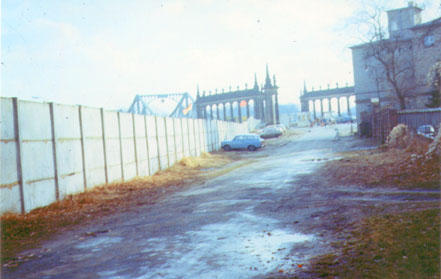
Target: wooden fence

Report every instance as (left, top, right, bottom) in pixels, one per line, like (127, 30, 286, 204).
(359, 107, 441, 143)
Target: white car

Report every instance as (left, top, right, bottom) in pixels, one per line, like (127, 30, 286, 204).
(260, 127, 283, 139)
(417, 125, 435, 139)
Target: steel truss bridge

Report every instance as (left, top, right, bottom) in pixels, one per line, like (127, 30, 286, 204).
(128, 93, 195, 118)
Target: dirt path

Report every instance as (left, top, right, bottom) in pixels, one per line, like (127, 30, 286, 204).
(3, 124, 439, 279)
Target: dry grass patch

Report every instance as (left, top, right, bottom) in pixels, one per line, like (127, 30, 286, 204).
(1, 152, 235, 266)
(322, 137, 439, 188)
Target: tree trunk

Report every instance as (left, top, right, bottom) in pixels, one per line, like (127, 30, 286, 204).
(398, 95, 406, 110)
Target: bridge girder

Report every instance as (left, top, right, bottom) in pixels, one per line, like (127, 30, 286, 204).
(127, 93, 195, 118)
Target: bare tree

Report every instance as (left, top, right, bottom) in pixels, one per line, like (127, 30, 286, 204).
(362, 10, 416, 110)
(426, 61, 441, 107)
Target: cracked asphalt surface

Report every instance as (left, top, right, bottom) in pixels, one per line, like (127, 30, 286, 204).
(4, 124, 438, 279)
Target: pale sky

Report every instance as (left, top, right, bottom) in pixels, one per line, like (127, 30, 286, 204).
(1, 0, 440, 110)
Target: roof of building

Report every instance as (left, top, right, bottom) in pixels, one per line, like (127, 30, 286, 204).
(410, 17, 441, 30)
(386, 3, 422, 13)
(349, 37, 411, 49)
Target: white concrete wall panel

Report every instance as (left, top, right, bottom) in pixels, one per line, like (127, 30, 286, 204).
(213, 120, 220, 150)
(119, 113, 137, 180)
(54, 103, 83, 198)
(203, 120, 211, 152)
(0, 138, 20, 213)
(156, 117, 168, 170)
(193, 119, 200, 155)
(220, 121, 227, 141)
(19, 101, 52, 140)
(54, 104, 81, 139)
(1, 98, 16, 139)
(182, 119, 190, 157)
(57, 139, 83, 197)
(187, 119, 196, 157)
(82, 107, 106, 187)
(85, 138, 106, 186)
(23, 180, 56, 213)
(0, 187, 21, 214)
(58, 171, 83, 199)
(165, 118, 176, 166)
(174, 118, 184, 161)
(21, 140, 56, 212)
(19, 101, 57, 212)
(0, 98, 21, 214)
(82, 107, 102, 137)
(197, 119, 205, 154)
(207, 120, 212, 152)
(1, 99, 18, 185)
(103, 111, 122, 183)
(196, 119, 203, 153)
(145, 116, 159, 175)
(225, 122, 230, 140)
(134, 114, 148, 177)
(210, 120, 216, 151)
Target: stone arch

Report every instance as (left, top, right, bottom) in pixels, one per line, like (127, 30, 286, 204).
(217, 103, 226, 120)
(247, 99, 255, 119)
(330, 97, 339, 114)
(322, 98, 330, 113)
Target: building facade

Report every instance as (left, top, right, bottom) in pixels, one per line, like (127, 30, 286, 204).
(350, 2, 441, 120)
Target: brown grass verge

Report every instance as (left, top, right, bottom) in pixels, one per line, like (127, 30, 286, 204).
(321, 137, 440, 188)
(1, 152, 236, 266)
(300, 136, 440, 278)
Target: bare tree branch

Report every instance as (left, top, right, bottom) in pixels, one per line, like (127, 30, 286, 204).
(362, 9, 417, 109)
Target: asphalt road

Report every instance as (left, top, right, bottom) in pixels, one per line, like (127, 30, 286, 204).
(6, 124, 436, 279)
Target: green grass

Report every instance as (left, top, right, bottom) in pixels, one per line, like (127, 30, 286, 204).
(309, 209, 440, 279)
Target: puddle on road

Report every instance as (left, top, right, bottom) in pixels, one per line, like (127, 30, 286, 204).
(134, 211, 314, 279)
(349, 146, 377, 151)
(244, 229, 313, 263)
(75, 236, 123, 252)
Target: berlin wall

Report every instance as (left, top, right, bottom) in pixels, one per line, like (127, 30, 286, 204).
(0, 97, 253, 214)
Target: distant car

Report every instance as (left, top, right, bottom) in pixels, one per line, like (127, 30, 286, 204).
(417, 125, 435, 139)
(273, 124, 287, 132)
(259, 127, 283, 139)
(221, 134, 263, 151)
(336, 116, 353, 123)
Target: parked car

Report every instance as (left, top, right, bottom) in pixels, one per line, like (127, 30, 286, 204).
(221, 134, 263, 151)
(416, 125, 435, 139)
(259, 126, 283, 139)
(265, 124, 286, 133)
(273, 124, 287, 132)
(336, 115, 353, 123)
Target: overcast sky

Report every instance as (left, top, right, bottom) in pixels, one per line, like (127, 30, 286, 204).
(2, 0, 440, 109)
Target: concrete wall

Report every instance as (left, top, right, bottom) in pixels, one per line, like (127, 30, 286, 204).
(0, 97, 251, 214)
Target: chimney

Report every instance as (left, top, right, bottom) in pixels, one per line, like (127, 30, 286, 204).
(387, 3, 422, 39)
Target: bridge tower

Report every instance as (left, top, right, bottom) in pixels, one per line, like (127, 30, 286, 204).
(262, 64, 280, 125)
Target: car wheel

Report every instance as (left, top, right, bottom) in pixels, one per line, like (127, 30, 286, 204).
(247, 145, 256, 151)
(223, 145, 231, 151)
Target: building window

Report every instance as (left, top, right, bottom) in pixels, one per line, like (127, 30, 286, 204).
(424, 35, 434, 47)
(390, 21, 398, 31)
